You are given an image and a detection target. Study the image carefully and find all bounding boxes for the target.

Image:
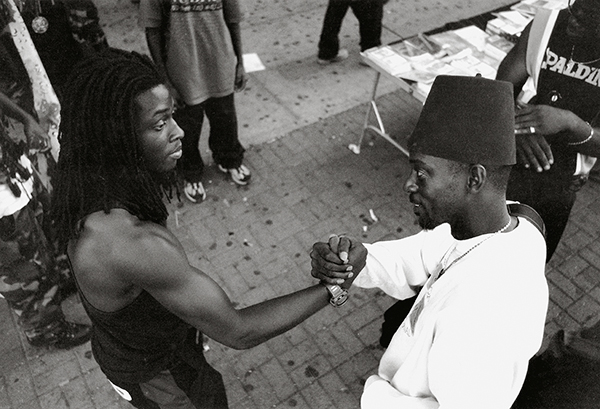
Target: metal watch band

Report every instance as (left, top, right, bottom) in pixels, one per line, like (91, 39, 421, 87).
(323, 283, 349, 307)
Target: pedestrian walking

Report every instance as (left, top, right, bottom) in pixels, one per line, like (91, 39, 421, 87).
(317, 0, 386, 64)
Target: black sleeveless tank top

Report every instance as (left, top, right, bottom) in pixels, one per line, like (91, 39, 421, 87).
(534, 9, 600, 181)
(538, 11, 600, 127)
(70, 257, 191, 383)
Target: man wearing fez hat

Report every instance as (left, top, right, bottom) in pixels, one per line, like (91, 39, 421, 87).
(310, 75, 549, 408)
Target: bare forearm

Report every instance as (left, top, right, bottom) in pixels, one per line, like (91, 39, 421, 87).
(496, 24, 530, 99)
(145, 28, 168, 76)
(577, 126, 600, 157)
(140, 244, 331, 351)
(227, 22, 244, 64)
(234, 284, 330, 349)
(565, 116, 600, 157)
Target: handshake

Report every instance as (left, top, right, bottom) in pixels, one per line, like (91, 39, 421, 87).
(310, 234, 368, 290)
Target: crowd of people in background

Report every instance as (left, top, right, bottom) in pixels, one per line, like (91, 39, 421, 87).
(1, 0, 599, 408)
(0, 0, 106, 350)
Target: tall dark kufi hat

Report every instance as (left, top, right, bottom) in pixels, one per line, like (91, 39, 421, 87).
(408, 75, 516, 165)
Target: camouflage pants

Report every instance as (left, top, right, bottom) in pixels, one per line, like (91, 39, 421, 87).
(0, 196, 67, 342)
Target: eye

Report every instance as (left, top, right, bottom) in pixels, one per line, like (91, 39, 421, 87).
(153, 120, 167, 131)
(416, 169, 427, 179)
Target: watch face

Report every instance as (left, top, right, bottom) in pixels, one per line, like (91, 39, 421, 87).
(324, 284, 349, 307)
(331, 290, 349, 307)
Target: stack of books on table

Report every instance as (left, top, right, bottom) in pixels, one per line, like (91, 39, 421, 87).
(485, 0, 568, 40)
(362, 25, 515, 100)
(360, 45, 412, 77)
(486, 10, 532, 41)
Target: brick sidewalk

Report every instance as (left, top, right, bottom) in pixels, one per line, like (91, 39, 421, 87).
(2, 85, 600, 408)
(0, 90, 421, 409)
(181, 90, 423, 409)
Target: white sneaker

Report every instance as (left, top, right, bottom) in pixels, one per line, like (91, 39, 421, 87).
(183, 180, 206, 203)
(218, 164, 251, 186)
(317, 49, 349, 65)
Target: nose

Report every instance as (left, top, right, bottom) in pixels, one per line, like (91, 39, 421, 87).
(404, 171, 417, 194)
(171, 118, 184, 141)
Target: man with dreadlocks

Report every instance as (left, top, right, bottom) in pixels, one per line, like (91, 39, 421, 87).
(52, 48, 355, 409)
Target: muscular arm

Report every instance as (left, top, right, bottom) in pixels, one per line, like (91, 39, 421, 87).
(496, 24, 557, 171)
(88, 215, 330, 350)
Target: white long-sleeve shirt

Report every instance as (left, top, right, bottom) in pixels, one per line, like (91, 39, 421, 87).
(354, 217, 548, 409)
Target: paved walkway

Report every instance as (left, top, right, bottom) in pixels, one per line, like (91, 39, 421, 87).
(2, 0, 600, 408)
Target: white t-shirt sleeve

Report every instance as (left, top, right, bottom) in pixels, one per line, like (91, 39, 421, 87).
(353, 225, 454, 300)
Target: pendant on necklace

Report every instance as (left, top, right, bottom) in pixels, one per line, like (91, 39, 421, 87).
(31, 16, 49, 34)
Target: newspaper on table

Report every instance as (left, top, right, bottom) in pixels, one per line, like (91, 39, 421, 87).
(398, 53, 454, 83)
(427, 30, 477, 57)
(484, 35, 515, 60)
(402, 34, 443, 57)
(452, 25, 491, 51)
(365, 25, 510, 88)
(361, 46, 411, 76)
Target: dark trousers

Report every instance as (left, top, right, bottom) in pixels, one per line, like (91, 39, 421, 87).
(174, 93, 245, 181)
(110, 332, 228, 409)
(317, 0, 384, 60)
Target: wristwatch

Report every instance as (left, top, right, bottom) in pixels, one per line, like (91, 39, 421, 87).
(323, 283, 349, 307)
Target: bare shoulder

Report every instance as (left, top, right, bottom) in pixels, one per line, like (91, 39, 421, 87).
(71, 209, 188, 291)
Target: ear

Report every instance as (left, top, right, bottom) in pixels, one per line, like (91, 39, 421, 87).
(466, 164, 487, 192)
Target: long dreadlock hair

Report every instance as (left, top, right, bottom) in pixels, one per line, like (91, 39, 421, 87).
(52, 48, 171, 249)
